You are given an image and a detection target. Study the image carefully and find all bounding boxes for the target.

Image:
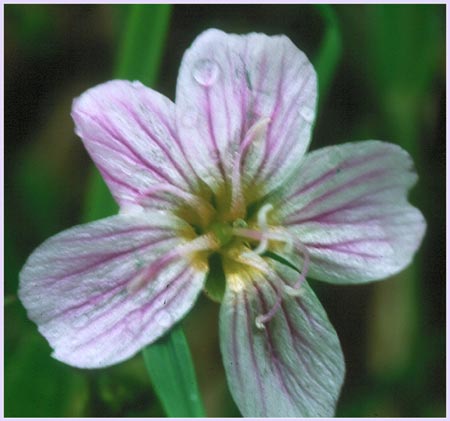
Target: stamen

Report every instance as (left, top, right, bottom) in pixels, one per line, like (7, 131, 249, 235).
(139, 184, 214, 224)
(236, 249, 272, 274)
(252, 203, 272, 254)
(257, 203, 273, 229)
(127, 233, 218, 293)
(231, 248, 285, 330)
(255, 281, 283, 330)
(283, 241, 311, 296)
(233, 225, 311, 327)
(230, 202, 311, 328)
(232, 226, 292, 255)
(254, 243, 309, 329)
(229, 118, 271, 219)
(252, 237, 269, 255)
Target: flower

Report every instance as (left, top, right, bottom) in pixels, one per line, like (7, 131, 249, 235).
(19, 29, 426, 417)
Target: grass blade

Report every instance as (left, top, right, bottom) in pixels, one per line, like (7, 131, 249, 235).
(313, 4, 342, 107)
(143, 324, 206, 417)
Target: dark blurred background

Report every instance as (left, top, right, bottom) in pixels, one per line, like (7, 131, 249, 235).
(4, 4, 445, 417)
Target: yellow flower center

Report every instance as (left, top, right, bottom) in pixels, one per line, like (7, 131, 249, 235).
(172, 179, 289, 302)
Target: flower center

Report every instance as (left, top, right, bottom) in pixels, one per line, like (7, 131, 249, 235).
(129, 116, 310, 328)
(129, 183, 310, 328)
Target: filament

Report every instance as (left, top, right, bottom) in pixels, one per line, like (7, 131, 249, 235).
(255, 280, 284, 330)
(232, 227, 292, 255)
(236, 249, 272, 274)
(283, 240, 310, 296)
(230, 202, 311, 327)
(257, 203, 273, 229)
(229, 118, 271, 219)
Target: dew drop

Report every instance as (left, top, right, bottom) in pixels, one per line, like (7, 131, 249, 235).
(192, 59, 220, 87)
(127, 311, 144, 336)
(299, 106, 315, 124)
(154, 309, 173, 329)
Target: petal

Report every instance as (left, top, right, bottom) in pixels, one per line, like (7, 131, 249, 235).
(72, 80, 198, 209)
(220, 262, 345, 417)
(176, 29, 317, 195)
(274, 141, 426, 284)
(19, 211, 207, 368)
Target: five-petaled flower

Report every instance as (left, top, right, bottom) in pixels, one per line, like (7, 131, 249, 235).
(19, 29, 426, 417)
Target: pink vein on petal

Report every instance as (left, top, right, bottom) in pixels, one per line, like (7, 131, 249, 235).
(70, 264, 193, 351)
(43, 236, 174, 286)
(287, 168, 397, 219)
(243, 290, 267, 415)
(118, 99, 195, 189)
(285, 150, 390, 202)
(87, 114, 173, 184)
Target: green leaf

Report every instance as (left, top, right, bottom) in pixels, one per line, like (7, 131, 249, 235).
(365, 4, 443, 154)
(81, 4, 205, 417)
(313, 4, 342, 107)
(364, 4, 443, 384)
(142, 324, 205, 417)
(5, 330, 88, 417)
(114, 4, 172, 85)
(82, 166, 118, 222)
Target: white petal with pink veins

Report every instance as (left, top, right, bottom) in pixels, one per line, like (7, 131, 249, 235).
(273, 141, 426, 283)
(72, 80, 198, 209)
(176, 29, 317, 196)
(19, 210, 207, 368)
(220, 262, 344, 417)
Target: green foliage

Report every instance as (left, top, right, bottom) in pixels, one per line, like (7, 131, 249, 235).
(5, 330, 88, 416)
(114, 5, 172, 85)
(142, 324, 206, 417)
(366, 4, 443, 153)
(313, 4, 342, 107)
(364, 3, 442, 383)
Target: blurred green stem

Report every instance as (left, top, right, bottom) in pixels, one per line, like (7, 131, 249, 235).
(313, 4, 342, 108)
(114, 4, 172, 83)
(365, 4, 441, 381)
(143, 324, 205, 417)
(82, 4, 205, 417)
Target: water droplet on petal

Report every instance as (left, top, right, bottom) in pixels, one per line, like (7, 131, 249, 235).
(126, 311, 144, 336)
(154, 309, 173, 329)
(299, 106, 315, 124)
(193, 59, 220, 87)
